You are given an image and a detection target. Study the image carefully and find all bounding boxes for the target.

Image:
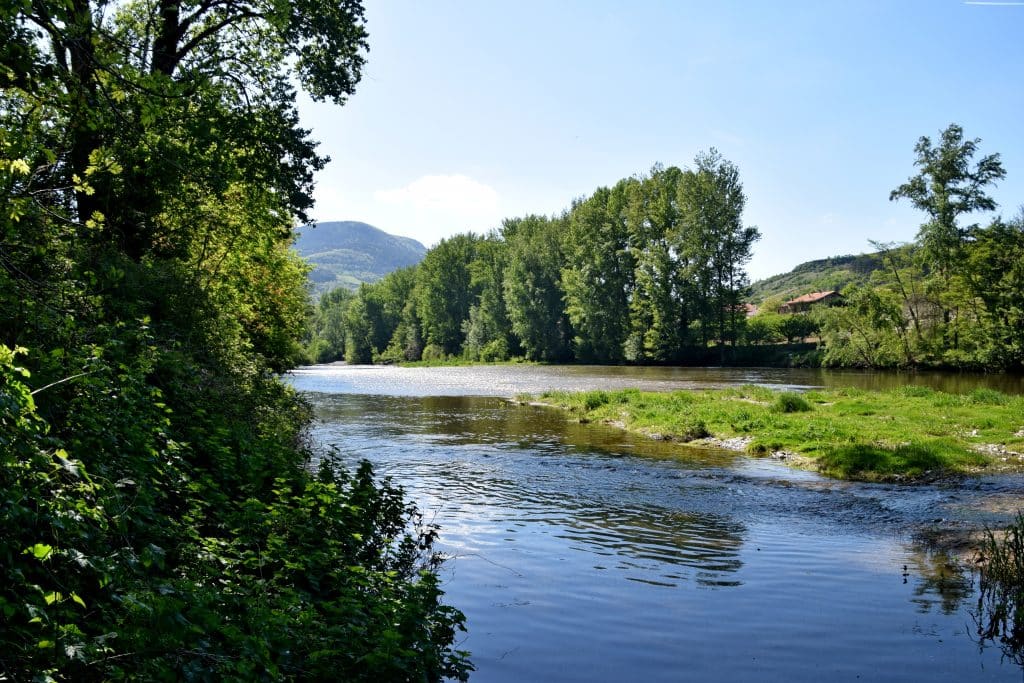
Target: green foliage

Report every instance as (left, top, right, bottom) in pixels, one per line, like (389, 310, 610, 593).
(772, 392, 812, 413)
(421, 343, 447, 362)
(562, 182, 635, 362)
(890, 123, 1005, 280)
(744, 313, 784, 345)
(777, 314, 819, 343)
(416, 234, 482, 355)
(1, 346, 471, 679)
(583, 390, 611, 411)
(677, 151, 760, 350)
(503, 215, 572, 361)
(976, 512, 1024, 665)
(0, 0, 471, 678)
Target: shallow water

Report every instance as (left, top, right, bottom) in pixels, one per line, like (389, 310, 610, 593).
(290, 365, 1024, 681)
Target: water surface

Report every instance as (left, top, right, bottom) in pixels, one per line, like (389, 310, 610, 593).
(290, 365, 1024, 681)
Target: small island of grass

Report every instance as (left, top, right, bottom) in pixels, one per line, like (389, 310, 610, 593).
(524, 385, 1024, 482)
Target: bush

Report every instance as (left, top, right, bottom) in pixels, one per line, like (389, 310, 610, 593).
(0, 343, 473, 681)
(772, 391, 812, 413)
(479, 338, 510, 362)
(421, 343, 447, 362)
(583, 390, 611, 410)
(677, 418, 710, 441)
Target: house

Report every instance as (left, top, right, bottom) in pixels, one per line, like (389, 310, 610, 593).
(778, 290, 843, 314)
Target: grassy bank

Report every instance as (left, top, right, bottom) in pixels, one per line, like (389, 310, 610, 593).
(526, 386, 1024, 481)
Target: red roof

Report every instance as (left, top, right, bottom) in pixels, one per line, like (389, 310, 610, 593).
(784, 291, 839, 305)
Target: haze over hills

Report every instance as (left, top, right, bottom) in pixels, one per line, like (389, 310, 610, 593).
(748, 253, 885, 304)
(295, 221, 427, 295)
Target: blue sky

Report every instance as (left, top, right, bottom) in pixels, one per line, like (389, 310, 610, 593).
(297, 0, 1024, 281)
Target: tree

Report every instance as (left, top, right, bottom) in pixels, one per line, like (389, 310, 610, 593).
(967, 213, 1024, 370)
(561, 181, 635, 362)
(503, 215, 572, 361)
(625, 166, 687, 362)
(678, 150, 760, 353)
(1, 2, 472, 679)
(890, 124, 1005, 279)
(889, 124, 1006, 355)
(415, 234, 481, 354)
(462, 234, 513, 360)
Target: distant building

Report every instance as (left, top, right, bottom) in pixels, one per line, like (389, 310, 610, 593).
(778, 290, 843, 314)
(743, 303, 759, 318)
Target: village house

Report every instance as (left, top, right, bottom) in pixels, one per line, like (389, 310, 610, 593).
(778, 290, 843, 314)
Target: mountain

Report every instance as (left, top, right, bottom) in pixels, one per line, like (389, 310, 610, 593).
(294, 221, 427, 295)
(748, 253, 885, 304)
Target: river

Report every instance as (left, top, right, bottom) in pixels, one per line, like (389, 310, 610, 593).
(289, 364, 1024, 682)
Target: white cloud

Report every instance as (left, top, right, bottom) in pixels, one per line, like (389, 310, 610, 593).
(375, 174, 499, 216)
(371, 174, 502, 246)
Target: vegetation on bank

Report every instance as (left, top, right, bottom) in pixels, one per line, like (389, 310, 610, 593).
(1, 1, 469, 679)
(976, 513, 1024, 664)
(304, 123, 1024, 373)
(528, 386, 1024, 481)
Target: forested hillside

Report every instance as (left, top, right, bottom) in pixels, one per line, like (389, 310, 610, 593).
(295, 220, 426, 294)
(0, 1, 469, 680)
(749, 253, 884, 303)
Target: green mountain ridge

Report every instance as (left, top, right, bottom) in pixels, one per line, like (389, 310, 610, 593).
(295, 221, 427, 295)
(749, 252, 885, 304)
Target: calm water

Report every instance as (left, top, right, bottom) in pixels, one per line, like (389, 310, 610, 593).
(289, 365, 1024, 682)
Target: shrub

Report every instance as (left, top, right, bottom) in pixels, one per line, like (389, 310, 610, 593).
(421, 343, 447, 362)
(677, 418, 710, 441)
(583, 390, 611, 411)
(479, 338, 510, 362)
(772, 391, 812, 413)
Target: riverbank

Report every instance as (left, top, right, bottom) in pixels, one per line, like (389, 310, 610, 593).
(523, 385, 1024, 482)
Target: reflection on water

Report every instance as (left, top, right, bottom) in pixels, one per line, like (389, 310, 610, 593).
(293, 371, 1024, 682)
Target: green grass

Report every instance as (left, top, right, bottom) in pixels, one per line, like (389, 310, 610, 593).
(530, 385, 1024, 481)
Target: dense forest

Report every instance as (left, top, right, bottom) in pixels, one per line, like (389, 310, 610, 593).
(1, 1, 469, 680)
(305, 154, 761, 366)
(306, 125, 1023, 372)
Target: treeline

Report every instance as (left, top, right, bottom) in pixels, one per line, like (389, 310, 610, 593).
(305, 153, 761, 365)
(814, 125, 1024, 371)
(2, 1, 469, 680)
(307, 125, 1024, 373)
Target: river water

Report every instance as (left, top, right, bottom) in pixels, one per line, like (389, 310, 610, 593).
(289, 364, 1024, 682)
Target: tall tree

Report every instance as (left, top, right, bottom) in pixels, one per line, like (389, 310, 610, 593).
(415, 233, 480, 354)
(562, 181, 635, 362)
(625, 165, 687, 362)
(463, 233, 514, 360)
(677, 150, 759, 353)
(889, 124, 1006, 353)
(890, 123, 1006, 280)
(503, 215, 572, 361)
